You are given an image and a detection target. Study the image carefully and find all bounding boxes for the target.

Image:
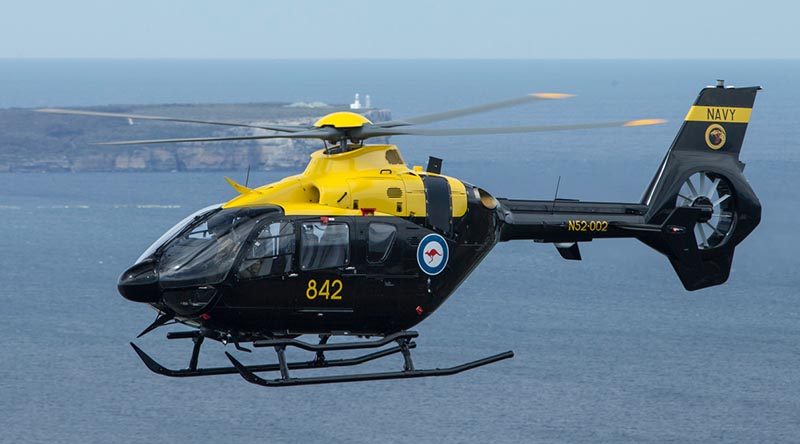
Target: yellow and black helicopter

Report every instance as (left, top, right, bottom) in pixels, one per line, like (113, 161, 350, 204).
(39, 80, 761, 387)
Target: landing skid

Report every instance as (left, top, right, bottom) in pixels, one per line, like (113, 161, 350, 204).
(130, 330, 513, 387)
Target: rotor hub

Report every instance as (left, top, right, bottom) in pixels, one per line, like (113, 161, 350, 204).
(689, 196, 714, 222)
(313, 112, 372, 129)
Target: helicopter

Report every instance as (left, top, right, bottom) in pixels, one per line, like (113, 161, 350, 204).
(38, 80, 761, 387)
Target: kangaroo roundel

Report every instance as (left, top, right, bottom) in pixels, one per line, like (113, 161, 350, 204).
(417, 233, 449, 275)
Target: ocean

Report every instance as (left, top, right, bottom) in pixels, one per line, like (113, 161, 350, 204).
(0, 59, 798, 443)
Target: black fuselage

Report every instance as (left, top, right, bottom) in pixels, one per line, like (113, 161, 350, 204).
(119, 178, 668, 342)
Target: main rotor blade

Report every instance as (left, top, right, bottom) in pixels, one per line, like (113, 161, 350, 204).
(358, 119, 666, 138)
(377, 93, 574, 128)
(36, 108, 311, 133)
(94, 128, 339, 146)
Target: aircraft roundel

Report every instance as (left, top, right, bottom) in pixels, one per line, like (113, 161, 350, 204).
(417, 233, 449, 276)
(705, 123, 726, 150)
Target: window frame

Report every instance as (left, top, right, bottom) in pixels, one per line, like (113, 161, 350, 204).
(244, 221, 295, 261)
(366, 222, 397, 264)
(236, 219, 296, 280)
(299, 220, 351, 271)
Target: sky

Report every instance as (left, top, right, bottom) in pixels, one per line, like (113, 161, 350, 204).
(1, 0, 797, 59)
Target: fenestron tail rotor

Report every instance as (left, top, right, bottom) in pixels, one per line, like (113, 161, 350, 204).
(36, 93, 665, 148)
(675, 172, 736, 250)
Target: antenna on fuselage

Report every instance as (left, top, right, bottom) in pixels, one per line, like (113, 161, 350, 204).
(551, 175, 561, 214)
(245, 164, 251, 188)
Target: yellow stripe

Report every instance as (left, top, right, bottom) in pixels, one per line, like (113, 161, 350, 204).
(684, 106, 751, 123)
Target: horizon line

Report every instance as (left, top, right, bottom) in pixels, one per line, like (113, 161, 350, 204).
(1, 56, 799, 62)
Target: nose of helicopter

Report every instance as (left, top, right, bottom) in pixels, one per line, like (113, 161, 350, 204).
(118, 260, 161, 303)
(118, 260, 220, 316)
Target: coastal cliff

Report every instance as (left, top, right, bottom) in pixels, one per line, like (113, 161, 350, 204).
(0, 103, 391, 172)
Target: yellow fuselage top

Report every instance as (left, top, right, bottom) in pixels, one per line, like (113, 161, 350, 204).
(223, 145, 468, 218)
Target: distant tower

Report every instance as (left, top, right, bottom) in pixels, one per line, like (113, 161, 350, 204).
(350, 93, 361, 110)
(365, 94, 371, 109)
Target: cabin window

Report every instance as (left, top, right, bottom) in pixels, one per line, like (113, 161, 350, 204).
(367, 223, 396, 263)
(238, 221, 295, 279)
(300, 222, 349, 270)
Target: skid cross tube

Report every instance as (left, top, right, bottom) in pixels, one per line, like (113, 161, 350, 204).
(167, 330, 203, 340)
(252, 331, 419, 351)
(188, 336, 204, 371)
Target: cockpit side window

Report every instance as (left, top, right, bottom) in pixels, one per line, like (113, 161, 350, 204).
(187, 221, 211, 239)
(238, 221, 295, 279)
(367, 222, 396, 264)
(157, 209, 264, 287)
(300, 222, 349, 270)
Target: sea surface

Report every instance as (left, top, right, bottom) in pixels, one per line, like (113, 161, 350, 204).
(0, 60, 798, 443)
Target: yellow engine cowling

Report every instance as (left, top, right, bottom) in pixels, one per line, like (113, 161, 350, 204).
(223, 145, 466, 218)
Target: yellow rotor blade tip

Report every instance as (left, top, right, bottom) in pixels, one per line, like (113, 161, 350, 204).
(623, 118, 667, 127)
(530, 93, 575, 100)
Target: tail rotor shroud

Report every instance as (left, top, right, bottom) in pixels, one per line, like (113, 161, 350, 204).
(675, 172, 735, 250)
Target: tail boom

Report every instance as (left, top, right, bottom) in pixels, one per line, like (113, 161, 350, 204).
(497, 82, 762, 291)
(498, 199, 647, 243)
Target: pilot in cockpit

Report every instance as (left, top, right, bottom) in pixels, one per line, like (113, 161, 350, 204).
(207, 212, 238, 260)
